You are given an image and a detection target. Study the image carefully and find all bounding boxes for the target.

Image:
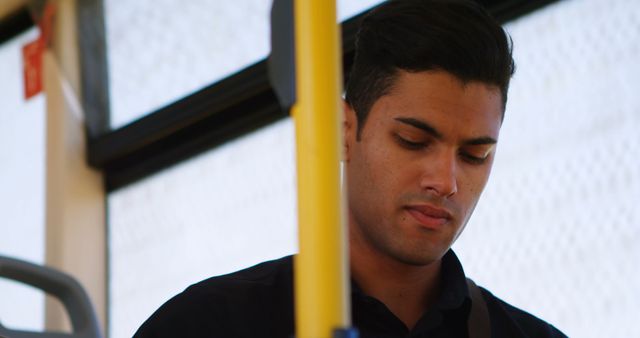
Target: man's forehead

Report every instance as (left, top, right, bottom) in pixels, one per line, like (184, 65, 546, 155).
(363, 71, 503, 140)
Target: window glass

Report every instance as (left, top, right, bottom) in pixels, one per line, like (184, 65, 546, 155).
(105, 0, 384, 129)
(0, 27, 46, 331)
(453, 0, 640, 337)
(108, 118, 297, 338)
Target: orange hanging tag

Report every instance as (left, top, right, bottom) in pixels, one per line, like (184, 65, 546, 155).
(22, 3, 56, 100)
(23, 38, 43, 99)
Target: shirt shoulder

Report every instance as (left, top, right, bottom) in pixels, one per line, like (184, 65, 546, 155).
(187, 254, 293, 294)
(134, 255, 295, 338)
(479, 286, 568, 338)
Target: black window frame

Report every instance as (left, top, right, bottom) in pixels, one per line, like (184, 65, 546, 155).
(0, 7, 33, 45)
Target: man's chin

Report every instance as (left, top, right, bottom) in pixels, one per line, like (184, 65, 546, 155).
(391, 248, 447, 267)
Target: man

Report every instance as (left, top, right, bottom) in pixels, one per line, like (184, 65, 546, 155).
(136, 0, 566, 337)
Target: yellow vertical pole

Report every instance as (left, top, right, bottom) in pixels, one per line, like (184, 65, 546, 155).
(292, 0, 349, 337)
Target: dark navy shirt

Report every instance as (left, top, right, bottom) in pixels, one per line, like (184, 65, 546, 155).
(135, 251, 566, 338)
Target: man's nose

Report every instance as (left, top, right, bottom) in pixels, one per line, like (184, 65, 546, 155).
(419, 150, 458, 198)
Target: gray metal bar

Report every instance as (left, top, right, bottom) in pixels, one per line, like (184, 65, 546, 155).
(0, 256, 102, 338)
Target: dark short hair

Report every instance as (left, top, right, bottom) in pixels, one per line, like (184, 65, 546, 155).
(345, 0, 515, 137)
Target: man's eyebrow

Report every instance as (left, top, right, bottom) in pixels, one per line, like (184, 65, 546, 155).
(464, 137, 497, 145)
(394, 117, 497, 145)
(394, 117, 443, 140)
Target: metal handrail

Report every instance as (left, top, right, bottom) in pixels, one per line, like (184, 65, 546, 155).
(0, 256, 101, 338)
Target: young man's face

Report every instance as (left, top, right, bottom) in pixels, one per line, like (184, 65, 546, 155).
(344, 70, 503, 266)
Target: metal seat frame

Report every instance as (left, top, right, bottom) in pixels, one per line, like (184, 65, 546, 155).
(0, 256, 102, 338)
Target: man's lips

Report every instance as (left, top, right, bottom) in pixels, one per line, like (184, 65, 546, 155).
(405, 204, 452, 229)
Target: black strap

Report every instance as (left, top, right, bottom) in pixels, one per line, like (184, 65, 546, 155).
(466, 278, 491, 338)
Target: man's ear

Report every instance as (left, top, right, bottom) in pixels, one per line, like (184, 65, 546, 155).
(342, 100, 356, 162)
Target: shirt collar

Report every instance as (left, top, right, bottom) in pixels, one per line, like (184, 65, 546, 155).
(350, 249, 470, 311)
(436, 249, 470, 310)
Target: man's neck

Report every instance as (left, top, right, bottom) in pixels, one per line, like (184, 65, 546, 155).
(350, 240, 442, 330)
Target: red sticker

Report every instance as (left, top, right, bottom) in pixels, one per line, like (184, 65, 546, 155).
(23, 38, 43, 100)
(22, 3, 56, 100)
